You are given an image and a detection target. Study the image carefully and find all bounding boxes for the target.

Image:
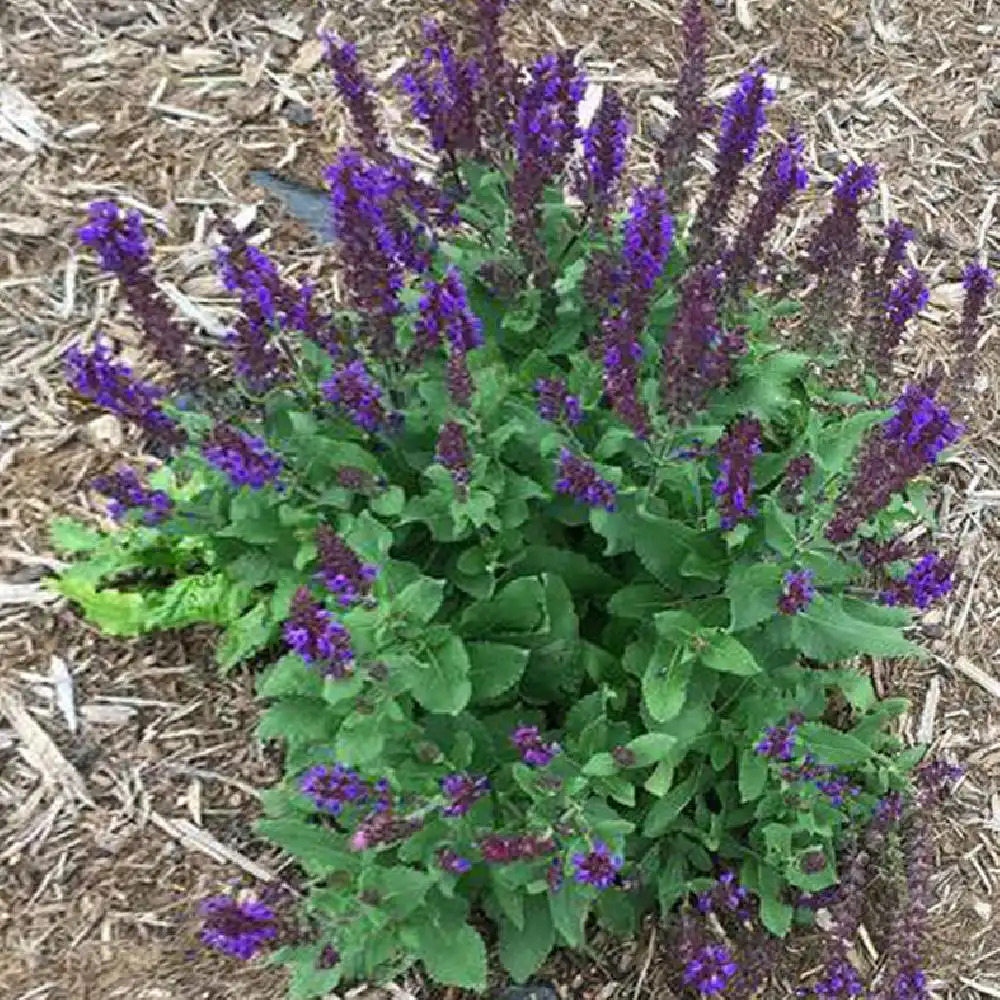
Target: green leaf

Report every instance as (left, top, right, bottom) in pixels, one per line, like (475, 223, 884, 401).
(815, 410, 890, 474)
(699, 632, 762, 676)
(609, 583, 672, 620)
(642, 641, 692, 722)
(549, 883, 590, 948)
(415, 920, 487, 991)
(643, 770, 699, 837)
(51, 577, 149, 635)
(738, 748, 769, 803)
(460, 576, 546, 635)
(336, 711, 386, 764)
(371, 485, 406, 517)
(217, 602, 273, 671)
(763, 498, 798, 558)
(830, 670, 876, 711)
(404, 635, 472, 715)
(395, 577, 446, 624)
(366, 866, 436, 919)
(257, 653, 323, 699)
(758, 863, 793, 936)
(498, 895, 555, 983)
(625, 732, 677, 766)
(581, 752, 616, 777)
(258, 697, 336, 747)
(726, 564, 785, 630)
(256, 819, 359, 876)
(50, 517, 107, 553)
(467, 642, 531, 702)
(798, 723, 874, 766)
(792, 596, 921, 663)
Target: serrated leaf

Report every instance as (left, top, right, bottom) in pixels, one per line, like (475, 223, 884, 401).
(757, 863, 793, 936)
(467, 641, 530, 702)
(50, 517, 107, 553)
(643, 771, 698, 837)
(257, 697, 336, 747)
(609, 583, 672, 619)
(726, 564, 785, 630)
(370, 485, 405, 517)
(625, 732, 676, 766)
(791, 596, 921, 663)
(549, 883, 590, 948)
(459, 576, 546, 635)
(395, 577, 446, 624)
(401, 636, 472, 715)
(366, 866, 436, 919)
(257, 653, 323, 699)
(256, 818, 359, 876)
(798, 722, 874, 766)
(699, 632, 762, 676)
(642, 641, 692, 722)
(582, 752, 617, 777)
(217, 602, 273, 670)
(738, 748, 769, 803)
(415, 921, 487, 991)
(499, 897, 555, 984)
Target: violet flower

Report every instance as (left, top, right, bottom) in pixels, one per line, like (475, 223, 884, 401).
(576, 86, 630, 216)
(283, 587, 355, 678)
(350, 810, 424, 851)
(315, 526, 378, 607)
(780, 454, 814, 512)
(712, 417, 762, 530)
(440, 772, 489, 818)
(570, 841, 623, 890)
(754, 715, 802, 761)
(535, 377, 582, 425)
(437, 849, 473, 875)
(320, 34, 387, 157)
(510, 725, 560, 767)
(198, 895, 279, 960)
(480, 833, 557, 864)
(299, 763, 372, 815)
(778, 569, 816, 615)
(880, 552, 953, 610)
(202, 424, 283, 490)
(957, 262, 996, 387)
(322, 359, 389, 432)
(554, 449, 617, 511)
(435, 420, 473, 498)
(92, 466, 172, 525)
(682, 944, 739, 996)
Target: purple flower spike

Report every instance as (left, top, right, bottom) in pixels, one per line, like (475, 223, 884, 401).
(577, 86, 630, 214)
(283, 587, 355, 679)
(300, 763, 369, 815)
(511, 725, 560, 767)
(554, 449, 617, 511)
(64, 339, 186, 450)
(440, 772, 489, 818)
(92, 467, 172, 525)
(535, 377, 583, 426)
(437, 849, 473, 875)
(712, 418, 762, 530)
(623, 186, 674, 291)
(755, 715, 801, 761)
(778, 569, 815, 615)
(320, 34, 386, 157)
(570, 841, 624, 890)
(682, 944, 739, 997)
(959, 262, 996, 386)
(400, 20, 482, 158)
(881, 552, 954, 609)
(322, 359, 389, 432)
(198, 895, 279, 960)
(316, 526, 378, 608)
(436, 420, 473, 498)
(202, 424, 283, 491)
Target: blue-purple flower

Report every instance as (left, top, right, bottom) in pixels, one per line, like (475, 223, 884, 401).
(202, 424, 283, 490)
(436, 420, 473, 498)
(321, 34, 386, 157)
(437, 849, 473, 875)
(712, 418, 762, 529)
(198, 895, 279, 960)
(299, 763, 372, 815)
(92, 466, 172, 525)
(322, 359, 389, 432)
(283, 587, 355, 678)
(881, 553, 954, 610)
(440, 772, 489, 818)
(535, 377, 582, 425)
(886, 267, 929, 329)
(622, 186, 674, 291)
(682, 944, 739, 996)
(510, 725, 560, 767)
(554, 449, 617, 511)
(778, 569, 816, 615)
(315, 526, 378, 607)
(577, 86, 630, 214)
(755, 715, 801, 761)
(960, 261, 996, 352)
(570, 841, 623, 890)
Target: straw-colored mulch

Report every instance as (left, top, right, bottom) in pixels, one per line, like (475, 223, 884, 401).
(1, 1, 998, 998)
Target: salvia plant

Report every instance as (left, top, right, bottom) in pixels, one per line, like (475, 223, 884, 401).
(51, 1, 987, 996)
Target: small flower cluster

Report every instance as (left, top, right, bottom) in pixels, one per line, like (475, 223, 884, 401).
(322, 359, 390, 432)
(64, 339, 185, 449)
(435, 420, 473, 498)
(695, 871, 751, 920)
(778, 569, 816, 615)
(480, 833, 558, 864)
(436, 849, 473, 875)
(780, 454, 814, 512)
(202, 424, 284, 491)
(754, 714, 803, 761)
(283, 587, 355, 678)
(315, 526, 378, 607)
(782, 754, 861, 809)
(198, 894, 279, 960)
(92, 466, 172, 525)
(510, 725, 560, 767)
(535, 377, 582, 425)
(881, 552, 954, 610)
(712, 418, 762, 529)
(576, 86, 629, 216)
(321, 35, 387, 157)
(300, 763, 390, 816)
(440, 772, 490, 817)
(554, 449, 617, 511)
(683, 944, 740, 997)
(570, 841, 624, 890)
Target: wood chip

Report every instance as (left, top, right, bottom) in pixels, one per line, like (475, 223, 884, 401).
(50, 655, 77, 735)
(917, 675, 942, 744)
(0, 214, 50, 237)
(290, 38, 325, 76)
(148, 812, 278, 882)
(0, 582, 59, 606)
(0, 83, 56, 152)
(950, 657, 1000, 700)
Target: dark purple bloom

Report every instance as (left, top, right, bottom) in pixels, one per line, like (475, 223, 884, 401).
(437, 849, 473, 875)
(299, 763, 370, 815)
(510, 52, 586, 279)
(92, 466, 172, 525)
(623, 185, 674, 291)
(480, 833, 558, 864)
(315, 526, 378, 607)
(198, 895, 278, 960)
(657, 0, 713, 193)
(612, 745, 638, 768)
(826, 381, 962, 544)
(570, 841, 623, 890)
(881, 552, 953, 609)
(780, 454, 814, 512)
(778, 569, 816, 615)
(317, 944, 340, 970)
(350, 809, 424, 851)
(682, 944, 739, 996)
(833, 161, 879, 202)
(661, 267, 746, 417)
(473, 0, 520, 148)
(875, 266, 930, 374)
(64, 339, 186, 449)
(723, 129, 809, 298)
(601, 335, 650, 439)
(202, 424, 282, 490)
(78, 201, 194, 371)
(916, 759, 963, 802)
(336, 466, 382, 494)
(510, 725, 560, 767)
(554, 449, 617, 511)
(811, 957, 865, 998)
(884, 219, 914, 271)
(577, 86, 630, 215)
(535, 377, 582, 426)
(320, 34, 386, 157)
(436, 420, 473, 498)
(755, 716, 801, 761)
(283, 587, 355, 678)
(712, 418, 762, 530)
(695, 871, 751, 918)
(440, 772, 489, 818)
(322, 359, 389, 432)
(691, 65, 775, 264)
(400, 20, 482, 158)
(547, 857, 564, 891)
(413, 268, 484, 356)
(958, 262, 995, 384)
